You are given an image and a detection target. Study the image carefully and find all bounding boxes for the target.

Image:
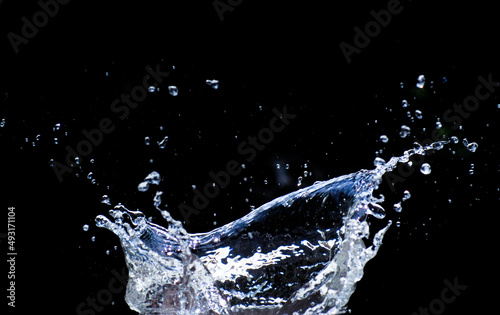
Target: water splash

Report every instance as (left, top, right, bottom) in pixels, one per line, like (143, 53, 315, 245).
(94, 139, 452, 314)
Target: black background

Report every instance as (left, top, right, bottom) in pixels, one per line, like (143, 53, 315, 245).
(1, 0, 499, 314)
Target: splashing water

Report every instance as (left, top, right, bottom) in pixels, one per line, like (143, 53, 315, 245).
(93, 139, 455, 314)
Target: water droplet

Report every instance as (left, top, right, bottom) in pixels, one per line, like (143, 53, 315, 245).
(420, 163, 432, 175)
(402, 190, 411, 201)
(54, 138, 59, 144)
(138, 182, 149, 192)
(399, 125, 411, 138)
(90, 158, 95, 164)
(83, 224, 89, 231)
(416, 75, 425, 89)
(145, 171, 161, 185)
(436, 121, 442, 129)
(380, 135, 389, 143)
(145, 136, 150, 145)
(393, 202, 402, 212)
(264, 179, 268, 185)
(451, 136, 459, 144)
(36, 134, 41, 140)
(158, 136, 168, 149)
(276, 164, 280, 169)
(466, 142, 478, 152)
(101, 195, 111, 205)
(401, 100, 409, 108)
(0, 118, 5, 127)
(205, 79, 219, 89)
(75, 157, 80, 165)
(54, 123, 61, 131)
(415, 110, 423, 119)
(462, 138, 468, 146)
(168, 86, 179, 96)
(148, 86, 156, 93)
(106, 250, 110, 255)
(373, 157, 386, 168)
(49, 159, 54, 167)
(297, 176, 303, 187)
(87, 172, 93, 179)
(91, 236, 96, 242)
(285, 163, 290, 170)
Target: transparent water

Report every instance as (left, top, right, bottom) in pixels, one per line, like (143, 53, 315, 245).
(94, 140, 460, 314)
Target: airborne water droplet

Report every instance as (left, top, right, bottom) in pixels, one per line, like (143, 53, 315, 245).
(380, 135, 389, 143)
(415, 110, 423, 119)
(148, 86, 156, 93)
(145, 137, 151, 145)
(393, 202, 402, 212)
(451, 136, 459, 144)
(83, 224, 89, 231)
(101, 195, 111, 205)
(402, 190, 411, 201)
(168, 86, 179, 96)
(420, 163, 432, 175)
(399, 125, 411, 138)
(466, 142, 478, 152)
(416, 75, 425, 89)
(205, 79, 219, 90)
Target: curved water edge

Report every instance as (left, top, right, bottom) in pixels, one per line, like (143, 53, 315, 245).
(94, 140, 460, 314)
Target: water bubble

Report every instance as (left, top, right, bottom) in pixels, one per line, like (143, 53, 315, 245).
(420, 163, 432, 175)
(402, 190, 411, 202)
(145, 137, 150, 145)
(148, 86, 156, 93)
(101, 195, 111, 205)
(415, 110, 423, 119)
(451, 136, 459, 144)
(393, 202, 402, 212)
(466, 142, 478, 152)
(168, 86, 179, 96)
(205, 79, 219, 89)
(380, 135, 389, 143)
(82, 224, 89, 232)
(399, 125, 411, 138)
(416, 75, 425, 89)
